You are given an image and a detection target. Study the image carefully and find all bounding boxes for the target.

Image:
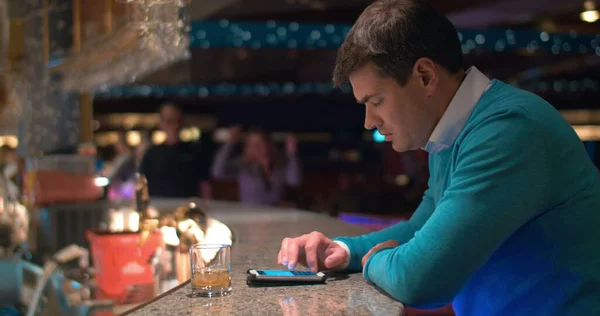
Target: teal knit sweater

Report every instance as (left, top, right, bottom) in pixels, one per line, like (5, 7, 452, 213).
(335, 80, 600, 315)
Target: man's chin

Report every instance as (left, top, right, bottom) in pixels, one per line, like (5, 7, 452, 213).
(391, 141, 408, 153)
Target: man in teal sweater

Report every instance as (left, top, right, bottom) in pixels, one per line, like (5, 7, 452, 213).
(276, 0, 600, 314)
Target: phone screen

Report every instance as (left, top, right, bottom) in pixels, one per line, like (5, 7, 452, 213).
(257, 270, 316, 277)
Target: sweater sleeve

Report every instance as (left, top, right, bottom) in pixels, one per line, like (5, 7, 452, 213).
(363, 108, 550, 308)
(211, 143, 240, 180)
(333, 174, 436, 272)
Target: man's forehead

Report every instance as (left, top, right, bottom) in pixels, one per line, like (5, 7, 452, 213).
(350, 79, 380, 104)
(349, 65, 382, 98)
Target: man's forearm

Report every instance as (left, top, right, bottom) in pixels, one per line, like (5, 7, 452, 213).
(333, 220, 417, 272)
(333, 190, 435, 272)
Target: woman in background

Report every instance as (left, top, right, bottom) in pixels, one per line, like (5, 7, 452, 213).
(212, 126, 302, 206)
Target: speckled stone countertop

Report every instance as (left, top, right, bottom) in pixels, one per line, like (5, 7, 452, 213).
(124, 201, 405, 316)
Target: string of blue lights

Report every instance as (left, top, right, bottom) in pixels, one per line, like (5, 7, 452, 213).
(190, 20, 600, 56)
(94, 20, 600, 98)
(94, 78, 600, 98)
(94, 82, 346, 98)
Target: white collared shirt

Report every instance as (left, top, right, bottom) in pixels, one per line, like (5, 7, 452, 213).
(423, 67, 492, 154)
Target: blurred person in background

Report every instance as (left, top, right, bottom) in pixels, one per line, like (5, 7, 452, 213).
(139, 103, 212, 199)
(276, 0, 600, 314)
(212, 126, 301, 206)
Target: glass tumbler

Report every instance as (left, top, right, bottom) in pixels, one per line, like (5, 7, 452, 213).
(190, 244, 232, 297)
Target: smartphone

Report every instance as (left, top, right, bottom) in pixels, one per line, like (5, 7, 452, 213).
(246, 269, 326, 286)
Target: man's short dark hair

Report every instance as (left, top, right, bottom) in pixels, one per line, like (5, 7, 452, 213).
(332, 0, 463, 87)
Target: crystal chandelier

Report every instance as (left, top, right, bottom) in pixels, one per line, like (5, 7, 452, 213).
(56, 0, 190, 92)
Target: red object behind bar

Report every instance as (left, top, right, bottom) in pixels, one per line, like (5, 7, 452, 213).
(87, 230, 163, 297)
(26, 170, 103, 205)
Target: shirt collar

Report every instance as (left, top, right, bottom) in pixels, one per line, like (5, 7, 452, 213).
(423, 66, 491, 154)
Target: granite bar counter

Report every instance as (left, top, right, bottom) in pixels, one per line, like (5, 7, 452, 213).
(123, 201, 405, 316)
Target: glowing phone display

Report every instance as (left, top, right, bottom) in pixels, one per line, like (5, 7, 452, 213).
(257, 270, 317, 277)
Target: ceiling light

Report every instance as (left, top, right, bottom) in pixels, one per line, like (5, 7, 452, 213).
(580, 0, 599, 23)
(126, 131, 141, 146)
(152, 130, 167, 145)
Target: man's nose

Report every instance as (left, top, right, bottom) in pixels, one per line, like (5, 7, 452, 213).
(364, 106, 381, 130)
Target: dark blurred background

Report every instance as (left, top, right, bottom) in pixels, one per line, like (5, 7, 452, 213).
(3, 0, 599, 216)
(82, 0, 600, 216)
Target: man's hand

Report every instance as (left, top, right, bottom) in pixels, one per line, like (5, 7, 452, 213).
(361, 240, 399, 267)
(277, 231, 348, 273)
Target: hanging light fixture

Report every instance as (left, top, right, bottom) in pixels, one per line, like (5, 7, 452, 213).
(580, 0, 599, 23)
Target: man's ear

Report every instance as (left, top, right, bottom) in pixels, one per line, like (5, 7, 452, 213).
(413, 57, 438, 97)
